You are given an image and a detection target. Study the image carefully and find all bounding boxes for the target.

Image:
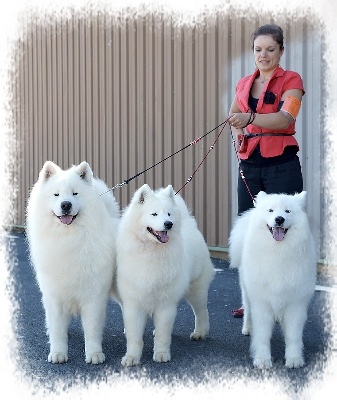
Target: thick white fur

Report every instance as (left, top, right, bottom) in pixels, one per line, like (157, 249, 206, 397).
(229, 191, 316, 369)
(26, 161, 120, 364)
(115, 184, 215, 367)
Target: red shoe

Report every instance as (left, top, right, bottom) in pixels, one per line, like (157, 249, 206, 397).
(231, 307, 244, 318)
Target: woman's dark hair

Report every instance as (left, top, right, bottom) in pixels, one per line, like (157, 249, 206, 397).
(252, 24, 284, 50)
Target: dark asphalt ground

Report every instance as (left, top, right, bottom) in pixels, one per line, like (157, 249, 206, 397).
(4, 231, 335, 397)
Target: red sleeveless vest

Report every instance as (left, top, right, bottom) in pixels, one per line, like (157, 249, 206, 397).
(235, 66, 305, 159)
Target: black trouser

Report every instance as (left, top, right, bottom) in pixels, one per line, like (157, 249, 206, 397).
(237, 156, 303, 215)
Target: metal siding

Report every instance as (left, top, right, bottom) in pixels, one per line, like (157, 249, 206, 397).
(12, 10, 324, 258)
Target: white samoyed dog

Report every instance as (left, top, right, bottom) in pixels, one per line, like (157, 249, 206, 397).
(26, 161, 120, 364)
(115, 184, 215, 367)
(229, 191, 316, 369)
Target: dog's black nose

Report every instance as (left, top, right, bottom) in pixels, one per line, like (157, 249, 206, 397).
(61, 201, 72, 213)
(275, 216, 285, 226)
(164, 221, 173, 230)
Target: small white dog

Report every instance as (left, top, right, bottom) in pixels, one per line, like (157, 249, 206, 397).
(115, 184, 215, 367)
(26, 161, 120, 364)
(229, 191, 316, 369)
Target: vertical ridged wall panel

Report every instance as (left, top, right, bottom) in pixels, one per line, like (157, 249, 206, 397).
(13, 9, 324, 257)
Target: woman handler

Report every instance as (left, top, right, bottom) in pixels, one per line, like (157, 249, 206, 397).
(228, 24, 305, 317)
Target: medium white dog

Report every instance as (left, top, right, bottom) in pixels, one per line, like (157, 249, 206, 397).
(115, 184, 215, 367)
(26, 161, 120, 364)
(229, 191, 316, 369)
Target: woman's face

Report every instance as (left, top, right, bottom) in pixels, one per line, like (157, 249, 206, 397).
(253, 34, 284, 73)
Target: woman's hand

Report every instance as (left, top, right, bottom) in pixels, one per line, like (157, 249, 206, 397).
(228, 113, 251, 129)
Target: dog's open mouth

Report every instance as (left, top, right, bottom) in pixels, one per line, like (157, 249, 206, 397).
(147, 227, 169, 243)
(56, 214, 78, 225)
(268, 226, 288, 241)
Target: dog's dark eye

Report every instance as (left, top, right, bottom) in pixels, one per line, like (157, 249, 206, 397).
(73, 192, 78, 196)
(54, 193, 59, 197)
(285, 210, 291, 213)
(268, 209, 273, 213)
(168, 213, 171, 216)
(151, 213, 157, 217)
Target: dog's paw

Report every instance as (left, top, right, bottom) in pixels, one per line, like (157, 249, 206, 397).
(86, 352, 105, 364)
(253, 357, 272, 369)
(48, 352, 68, 364)
(121, 354, 140, 367)
(190, 331, 207, 340)
(285, 356, 304, 368)
(241, 327, 250, 336)
(153, 351, 171, 363)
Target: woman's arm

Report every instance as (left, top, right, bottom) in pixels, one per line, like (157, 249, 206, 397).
(228, 97, 245, 136)
(228, 89, 303, 130)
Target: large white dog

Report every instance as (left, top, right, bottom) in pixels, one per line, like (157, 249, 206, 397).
(229, 191, 316, 369)
(115, 184, 215, 367)
(26, 161, 120, 364)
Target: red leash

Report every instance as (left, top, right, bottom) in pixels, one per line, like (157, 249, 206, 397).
(99, 117, 254, 201)
(175, 122, 228, 195)
(228, 126, 255, 204)
(100, 120, 229, 196)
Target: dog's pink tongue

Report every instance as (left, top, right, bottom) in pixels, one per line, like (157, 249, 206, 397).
(158, 231, 169, 243)
(272, 227, 285, 241)
(60, 215, 73, 225)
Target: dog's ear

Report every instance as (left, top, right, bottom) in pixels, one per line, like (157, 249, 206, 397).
(163, 185, 175, 199)
(135, 184, 152, 204)
(294, 191, 307, 210)
(255, 191, 267, 204)
(76, 161, 93, 183)
(39, 161, 61, 182)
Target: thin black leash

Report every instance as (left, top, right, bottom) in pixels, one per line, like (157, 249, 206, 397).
(100, 120, 229, 196)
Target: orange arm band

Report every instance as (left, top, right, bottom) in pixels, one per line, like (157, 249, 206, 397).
(280, 95, 301, 119)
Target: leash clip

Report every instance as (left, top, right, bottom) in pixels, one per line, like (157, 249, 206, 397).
(113, 182, 126, 189)
(99, 181, 126, 196)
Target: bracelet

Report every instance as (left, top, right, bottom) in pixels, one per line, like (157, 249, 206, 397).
(250, 112, 256, 124)
(243, 111, 256, 128)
